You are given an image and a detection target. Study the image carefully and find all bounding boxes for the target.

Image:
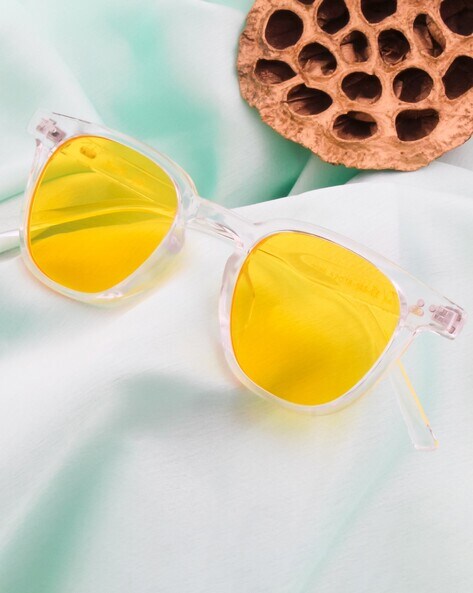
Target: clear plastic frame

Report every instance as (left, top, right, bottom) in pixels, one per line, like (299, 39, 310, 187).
(0, 110, 467, 451)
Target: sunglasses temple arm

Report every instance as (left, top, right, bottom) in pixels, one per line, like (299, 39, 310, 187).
(390, 360, 438, 451)
(0, 228, 20, 255)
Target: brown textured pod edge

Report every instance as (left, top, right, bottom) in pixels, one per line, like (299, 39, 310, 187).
(237, 0, 473, 171)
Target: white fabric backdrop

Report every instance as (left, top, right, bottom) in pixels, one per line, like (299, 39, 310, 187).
(1, 160, 472, 592)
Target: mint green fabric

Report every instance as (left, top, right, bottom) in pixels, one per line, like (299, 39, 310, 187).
(0, 2, 472, 593)
(0, 0, 353, 210)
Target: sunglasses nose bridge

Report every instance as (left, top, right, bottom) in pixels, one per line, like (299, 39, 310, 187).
(187, 196, 255, 248)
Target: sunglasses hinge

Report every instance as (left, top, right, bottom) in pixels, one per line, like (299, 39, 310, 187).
(429, 304, 465, 338)
(36, 118, 66, 144)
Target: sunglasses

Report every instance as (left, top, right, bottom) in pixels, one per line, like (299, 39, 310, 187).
(0, 110, 466, 450)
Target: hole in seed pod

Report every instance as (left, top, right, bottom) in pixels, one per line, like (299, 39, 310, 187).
(396, 109, 439, 141)
(265, 10, 304, 49)
(340, 31, 370, 62)
(361, 0, 397, 23)
(442, 56, 473, 98)
(317, 0, 350, 34)
(333, 111, 377, 140)
(440, 0, 473, 36)
(378, 29, 410, 64)
(255, 60, 296, 84)
(299, 43, 337, 76)
(297, 0, 315, 4)
(413, 14, 446, 57)
(342, 72, 382, 103)
(393, 68, 434, 102)
(287, 84, 333, 115)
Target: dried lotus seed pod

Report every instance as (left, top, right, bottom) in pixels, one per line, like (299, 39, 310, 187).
(237, 0, 473, 171)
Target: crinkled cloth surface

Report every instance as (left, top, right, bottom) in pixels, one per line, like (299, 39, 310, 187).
(0, 1, 472, 592)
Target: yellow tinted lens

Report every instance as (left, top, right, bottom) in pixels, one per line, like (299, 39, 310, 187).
(231, 232, 400, 406)
(28, 136, 178, 293)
